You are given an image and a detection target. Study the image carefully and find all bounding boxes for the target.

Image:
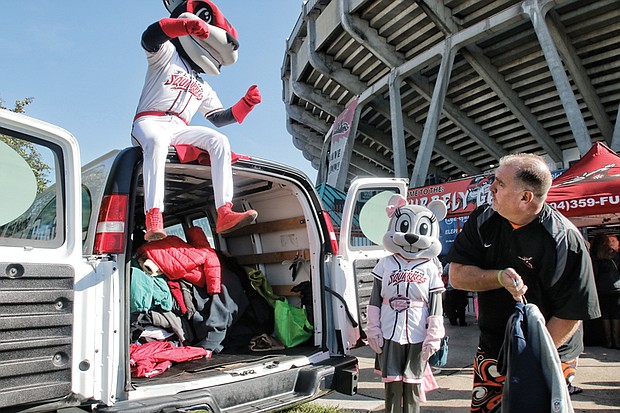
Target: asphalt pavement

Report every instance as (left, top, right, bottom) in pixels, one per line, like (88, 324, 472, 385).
(314, 314, 620, 412)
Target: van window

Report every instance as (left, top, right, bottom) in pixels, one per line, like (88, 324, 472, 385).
(82, 186, 92, 241)
(0, 131, 64, 247)
(164, 217, 215, 247)
(191, 216, 215, 247)
(166, 223, 186, 241)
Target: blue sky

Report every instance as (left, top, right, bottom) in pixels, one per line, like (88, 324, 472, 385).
(0, 1, 317, 181)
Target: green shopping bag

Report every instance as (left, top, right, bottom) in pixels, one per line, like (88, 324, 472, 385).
(273, 298, 313, 348)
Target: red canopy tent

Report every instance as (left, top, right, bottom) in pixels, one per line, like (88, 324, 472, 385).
(547, 142, 620, 227)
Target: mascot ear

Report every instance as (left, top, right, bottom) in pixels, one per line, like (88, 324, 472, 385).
(427, 200, 447, 221)
(386, 194, 407, 217)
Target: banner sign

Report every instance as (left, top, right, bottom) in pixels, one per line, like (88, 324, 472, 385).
(327, 97, 359, 186)
(407, 175, 494, 218)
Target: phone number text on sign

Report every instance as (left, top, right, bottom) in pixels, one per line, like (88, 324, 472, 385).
(549, 195, 620, 211)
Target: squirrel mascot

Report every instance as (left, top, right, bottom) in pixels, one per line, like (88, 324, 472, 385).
(132, 0, 260, 241)
(366, 194, 447, 413)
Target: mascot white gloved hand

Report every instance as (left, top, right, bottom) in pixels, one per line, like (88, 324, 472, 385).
(366, 305, 384, 354)
(366, 194, 447, 360)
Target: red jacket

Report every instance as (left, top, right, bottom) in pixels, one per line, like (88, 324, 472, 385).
(137, 227, 221, 294)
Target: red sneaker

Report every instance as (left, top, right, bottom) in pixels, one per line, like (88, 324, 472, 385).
(145, 208, 167, 241)
(216, 202, 258, 234)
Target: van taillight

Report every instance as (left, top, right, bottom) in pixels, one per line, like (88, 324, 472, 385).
(94, 194, 128, 254)
(321, 211, 339, 255)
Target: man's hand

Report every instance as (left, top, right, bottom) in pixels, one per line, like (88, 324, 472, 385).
(498, 267, 528, 301)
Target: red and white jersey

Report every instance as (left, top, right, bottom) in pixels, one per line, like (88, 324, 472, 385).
(135, 42, 223, 124)
(372, 255, 443, 344)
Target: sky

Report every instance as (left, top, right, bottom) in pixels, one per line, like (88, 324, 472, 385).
(0, 1, 317, 181)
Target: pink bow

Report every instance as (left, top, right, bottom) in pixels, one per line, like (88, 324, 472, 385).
(386, 195, 407, 217)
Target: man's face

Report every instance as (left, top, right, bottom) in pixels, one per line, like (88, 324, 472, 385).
(608, 235, 619, 253)
(489, 164, 526, 220)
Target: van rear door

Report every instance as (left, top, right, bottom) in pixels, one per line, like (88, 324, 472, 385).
(0, 110, 91, 410)
(330, 177, 408, 351)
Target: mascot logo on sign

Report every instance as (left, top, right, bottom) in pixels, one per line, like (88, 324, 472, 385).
(163, 0, 239, 75)
(383, 194, 447, 260)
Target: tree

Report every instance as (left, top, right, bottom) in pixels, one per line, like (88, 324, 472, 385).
(0, 97, 52, 192)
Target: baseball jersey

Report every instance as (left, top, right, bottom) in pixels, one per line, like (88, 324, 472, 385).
(136, 41, 223, 124)
(447, 204, 600, 360)
(369, 255, 444, 344)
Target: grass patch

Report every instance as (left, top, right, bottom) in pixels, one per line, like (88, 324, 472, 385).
(283, 403, 344, 413)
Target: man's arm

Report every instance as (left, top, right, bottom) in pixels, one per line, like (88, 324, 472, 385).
(547, 317, 581, 348)
(450, 262, 528, 300)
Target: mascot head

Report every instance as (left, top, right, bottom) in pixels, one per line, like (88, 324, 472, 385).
(163, 0, 238, 75)
(382, 194, 447, 260)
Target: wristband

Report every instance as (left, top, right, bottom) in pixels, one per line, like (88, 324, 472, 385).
(497, 270, 504, 287)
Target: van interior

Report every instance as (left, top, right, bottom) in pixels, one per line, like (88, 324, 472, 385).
(124, 156, 327, 390)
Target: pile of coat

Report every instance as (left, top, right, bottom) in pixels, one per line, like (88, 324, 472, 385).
(129, 227, 276, 377)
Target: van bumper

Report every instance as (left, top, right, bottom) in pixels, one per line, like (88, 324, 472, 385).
(94, 355, 358, 413)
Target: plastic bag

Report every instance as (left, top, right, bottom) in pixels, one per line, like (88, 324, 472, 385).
(273, 298, 313, 348)
(429, 336, 449, 368)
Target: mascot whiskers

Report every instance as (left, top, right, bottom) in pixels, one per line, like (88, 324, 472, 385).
(132, 0, 260, 241)
(366, 194, 447, 413)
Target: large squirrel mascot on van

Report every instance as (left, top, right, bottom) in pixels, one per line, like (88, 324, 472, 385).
(366, 195, 447, 413)
(132, 0, 260, 241)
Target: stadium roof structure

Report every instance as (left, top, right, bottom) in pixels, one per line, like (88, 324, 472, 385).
(281, 0, 620, 190)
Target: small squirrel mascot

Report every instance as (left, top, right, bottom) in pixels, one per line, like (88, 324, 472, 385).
(132, 0, 260, 241)
(366, 194, 447, 413)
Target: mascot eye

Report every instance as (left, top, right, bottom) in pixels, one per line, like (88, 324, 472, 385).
(416, 217, 433, 236)
(193, 3, 213, 23)
(398, 220, 410, 233)
(419, 223, 429, 235)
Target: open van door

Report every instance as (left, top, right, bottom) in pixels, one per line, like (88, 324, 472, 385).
(0, 110, 101, 410)
(330, 177, 408, 352)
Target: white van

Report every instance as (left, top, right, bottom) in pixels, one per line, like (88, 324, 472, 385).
(0, 109, 407, 413)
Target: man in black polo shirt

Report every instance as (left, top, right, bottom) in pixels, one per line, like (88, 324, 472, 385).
(448, 153, 600, 413)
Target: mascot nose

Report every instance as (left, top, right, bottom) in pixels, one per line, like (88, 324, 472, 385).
(404, 233, 419, 244)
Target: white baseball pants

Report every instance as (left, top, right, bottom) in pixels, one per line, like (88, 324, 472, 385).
(131, 115, 233, 213)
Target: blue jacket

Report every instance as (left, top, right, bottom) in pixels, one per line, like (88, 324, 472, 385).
(497, 302, 573, 413)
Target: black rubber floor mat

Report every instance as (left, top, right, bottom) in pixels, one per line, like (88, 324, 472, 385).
(185, 354, 278, 372)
